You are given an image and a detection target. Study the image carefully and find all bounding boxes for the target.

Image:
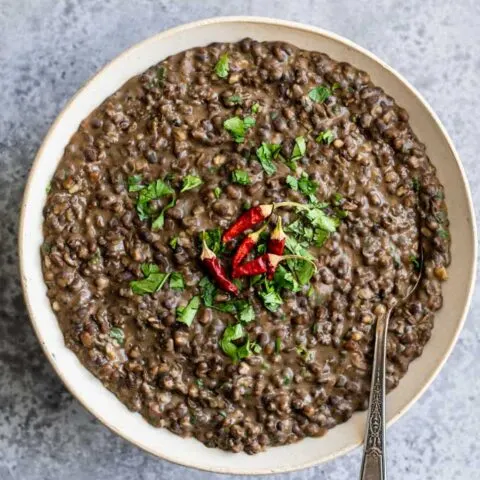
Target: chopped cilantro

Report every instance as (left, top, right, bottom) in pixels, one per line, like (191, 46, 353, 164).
(130, 264, 170, 295)
(224, 116, 256, 143)
(275, 337, 283, 353)
(291, 136, 306, 162)
(256, 142, 282, 176)
(214, 53, 229, 79)
(176, 296, 201, 327)
(169, 272, 185, 291)
(202, 228, 222, 254)
(231, 170, 251, 185)
(199, 276, 216, 307)
(251, 103, 261, 113)
(308, 84, 334, 103)
(213, 187, 222, 199)
(135, 178, 175, 223)
(438, 228, 450, 239)
(316, 130, 335, 145)
(258, 280, 283, 312)
(180, 175, 203, 193)
(151, 197, 176, 230)
(169, 236, 178, 249)
(127, 175, 144, 192)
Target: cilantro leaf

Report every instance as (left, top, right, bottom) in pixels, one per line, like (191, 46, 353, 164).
(273, 265, 301, 292)
(215, 300, 255, 323)
(214, 187, 222, 199)
(180, 175, 203, 193)
(308, 85, 333, 103)
(286, 175, 298, 190)
(304, 207, 340, 232)
(202, 228, 222, 254)
(141, 263, 160, 276)
(231, 170, 251, 185)
(224, 116, 256, 143)
(169, 272, 185, 291)
(258, 280, 283, 312)
(219, 323, 245, 361)
(316, 130, 335, 145)
(251, 103, 261, 113)
(130, 270, 170, 295)
(128, 175, 144, 192)
(199, 277, 216, 307)
(176, 296, 201, 327)
(136, 179, 174, 221)
(256, 142, 281, 176)
(151, 196, 176, 230)
(169, 236, 178, 249)
(291, 136, 306, 162)
(214, 53, 229, 79)
(298, 173, 318, 196)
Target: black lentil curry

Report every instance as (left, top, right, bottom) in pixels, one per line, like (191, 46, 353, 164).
(41, 39, 450, 454)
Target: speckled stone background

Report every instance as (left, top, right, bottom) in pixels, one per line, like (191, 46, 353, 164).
(1, 1, 479, 479)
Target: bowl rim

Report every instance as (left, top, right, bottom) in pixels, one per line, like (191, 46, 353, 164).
(18, 15, 477, 475)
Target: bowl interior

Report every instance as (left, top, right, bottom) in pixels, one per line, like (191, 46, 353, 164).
(19, 17, 476, 474)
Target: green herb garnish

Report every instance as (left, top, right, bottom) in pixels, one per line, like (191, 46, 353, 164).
(231, 170, 251, 185)
(412, 177, 420, 192)
(130, 264, 170, 295)
(275, 337, 283, 353)
(169, 236, 178, 249)
(308, 84, 334, 103)
(224, 116, 256, 143)
(199, 276, 216, 307)
(213, 187, 222, 199)
(316, 130, 335, 145)
(409, 255, 421, 271)
(128, 175, 145, 192)
(181, 175, 203, 193)
(176, 296, 201, 327)
(214, 53, 229, 79)
(135, 178, 174, 222)
(251, 103, 261, 113)
(256, 142, 281, 176)
(291, 136, 306, 162)
(203, 228, 222, 254)
(169, 272, 185, 291)
(258, 280, 283, 312)
(151, 197, 176, 230)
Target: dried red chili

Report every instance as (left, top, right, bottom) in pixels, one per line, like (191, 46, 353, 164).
(200, 237, 238, 295)
(222, 201, 308, 243)
(222, 204, 273, 243)
(232, 224, 267, 269)
(232, 253, 317, 280)
(231, 254, 268, 278)
(268, 217, 286, 256)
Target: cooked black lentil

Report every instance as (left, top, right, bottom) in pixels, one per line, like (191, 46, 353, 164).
(41, 39, 450, 454)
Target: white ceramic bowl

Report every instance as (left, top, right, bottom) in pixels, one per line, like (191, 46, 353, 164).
(19, 16, 476, 475)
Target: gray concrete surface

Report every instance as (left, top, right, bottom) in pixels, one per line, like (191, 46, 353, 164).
(1, 0, 479, 479)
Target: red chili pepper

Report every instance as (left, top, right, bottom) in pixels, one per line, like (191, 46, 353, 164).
(200, 237, 238, 295)
(268, 217, 286, 256)
(232, 253, 317, 280)
(222, 201, 309, 244)
(222, 204, 274, 243)
(232, 224, 267, 269)
(231, 254, 268, 278)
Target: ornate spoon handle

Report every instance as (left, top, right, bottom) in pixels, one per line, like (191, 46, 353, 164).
(359, 306, 390, 480)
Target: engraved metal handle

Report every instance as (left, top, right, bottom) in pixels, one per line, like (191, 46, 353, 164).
(359, 305, 391, 480)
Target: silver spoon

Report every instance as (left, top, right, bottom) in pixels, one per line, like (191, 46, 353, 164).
(359, 252, 423, 480)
